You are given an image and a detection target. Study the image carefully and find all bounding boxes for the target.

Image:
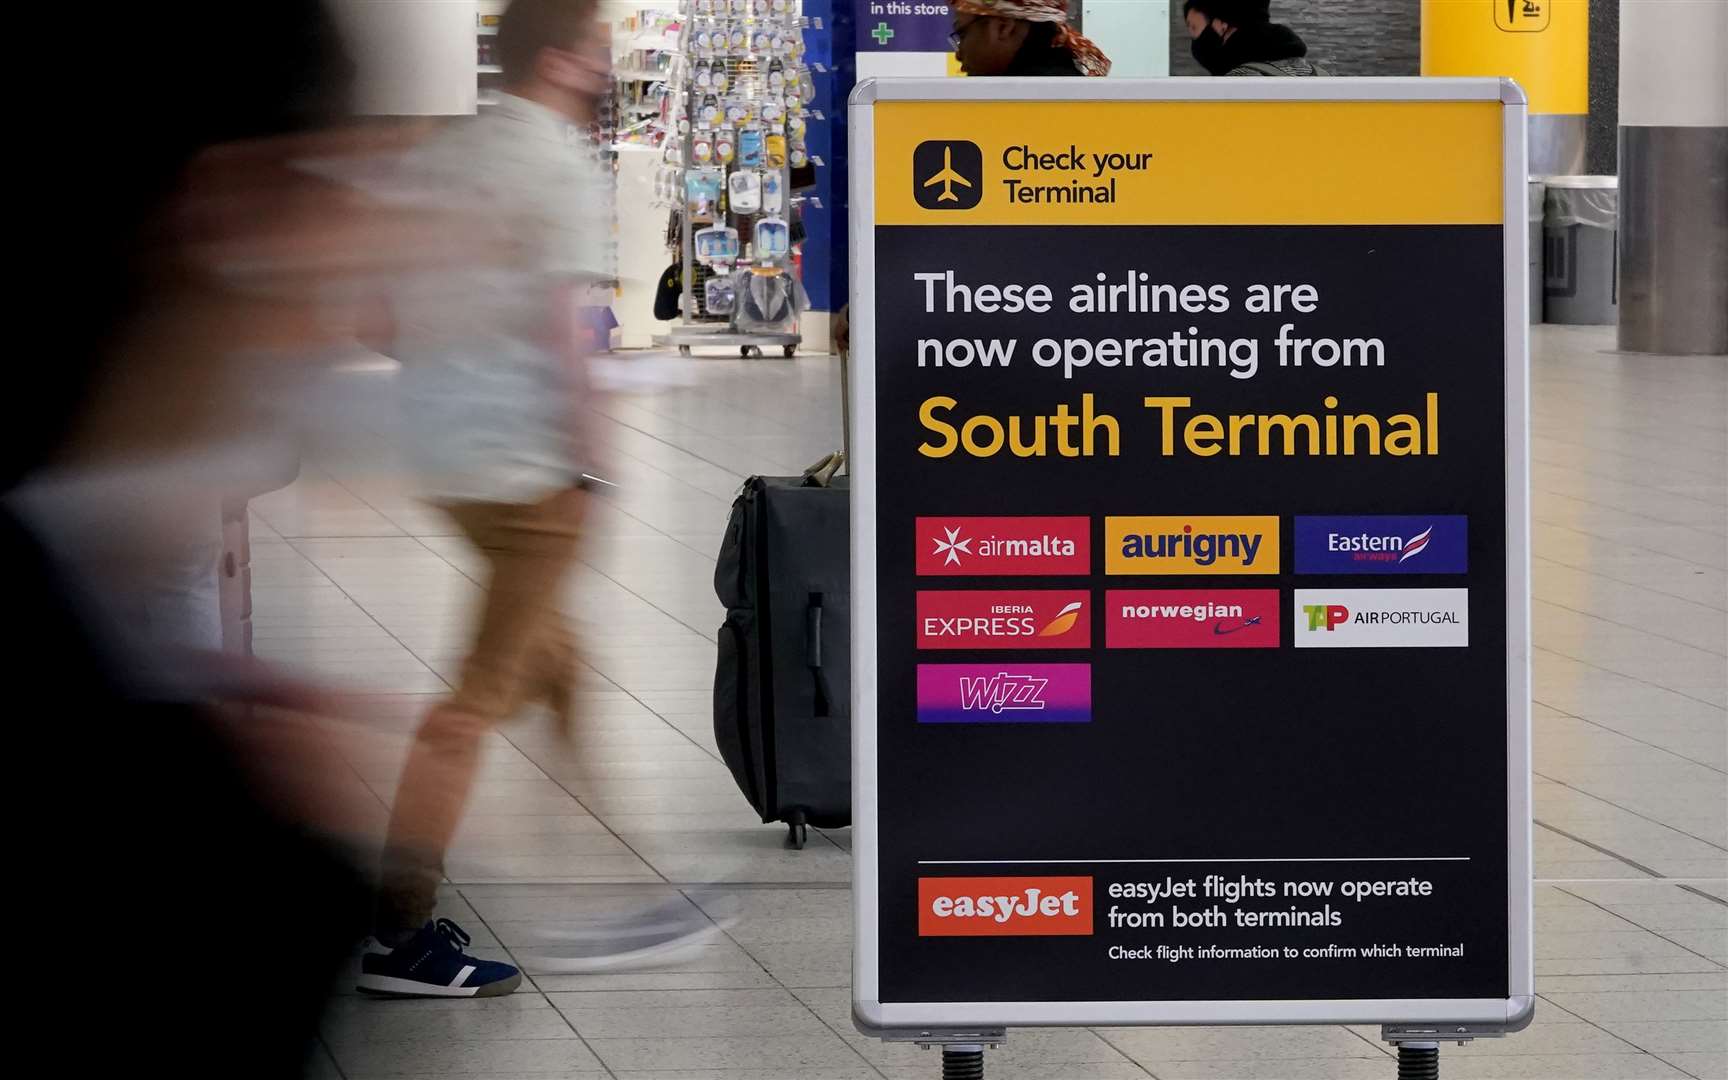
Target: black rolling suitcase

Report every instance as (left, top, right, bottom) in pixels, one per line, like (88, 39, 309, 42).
(713, 466, 849, 848)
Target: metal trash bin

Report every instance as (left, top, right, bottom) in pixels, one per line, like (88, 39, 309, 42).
(1543, 176, 1618, 325)
(1528, 179, 1545, 322)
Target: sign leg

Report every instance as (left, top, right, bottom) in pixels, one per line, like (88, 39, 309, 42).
(1396, 1040, 1440, 1079)
(940, 1044, 985, 1079)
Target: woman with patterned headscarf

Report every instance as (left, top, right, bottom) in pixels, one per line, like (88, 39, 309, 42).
(949, 0, 1112, 77)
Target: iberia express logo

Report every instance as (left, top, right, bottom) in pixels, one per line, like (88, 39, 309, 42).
(914, 140, 982, 210)
(919, 876, 1094, 936)
(917, 590, 1090, 649)
(916, 516, 1089, 576)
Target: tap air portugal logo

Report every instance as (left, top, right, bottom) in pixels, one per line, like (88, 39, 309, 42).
(1293, 588, 1469, 648)
(916, 517, 1090, 576)
(917, 591, 1090, 649)
(916, 663, 1091, 724)
(1106, 589, 1280, 648)
(1294, 516, 1468, 574)
(919, 877, 1094, 936)
(913, 140, 982, 210)
(1105, 516, 1279, 575)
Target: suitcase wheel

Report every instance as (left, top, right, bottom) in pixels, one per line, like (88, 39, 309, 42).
(785, 808, 809, 850)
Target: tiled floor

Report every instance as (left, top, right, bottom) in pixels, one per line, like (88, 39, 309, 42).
(269, 325, 1725, 1080)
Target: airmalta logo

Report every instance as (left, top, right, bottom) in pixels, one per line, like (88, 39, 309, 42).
(1105, 516, 1280, 575)
(919, 877, 1094, 936)
(917, 591, 1090, 649)
(1106, 589, 1280, 649)
(914, 140, 982, 210)
(916, 663, 1091, 724)
(916, 516, 1090, 576)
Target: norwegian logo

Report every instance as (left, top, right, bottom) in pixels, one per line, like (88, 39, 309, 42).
(917, 590, 1091, 649)
(918, 876, 1094, 936)
(916, 516, 1090, 576)
(1106, 589, 1280, 649)
(917, 663, 1091, 724)
(1294, 515, 1467, 575)
(1105, 516, 1280, 575)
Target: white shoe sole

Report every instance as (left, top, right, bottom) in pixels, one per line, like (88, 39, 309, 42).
(356, 970, 521, 998)
(521, 924, 727, 974)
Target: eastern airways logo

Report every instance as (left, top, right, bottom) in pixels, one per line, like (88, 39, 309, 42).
(914, 140, 982, 210)
(1294, 516, 1468, 574)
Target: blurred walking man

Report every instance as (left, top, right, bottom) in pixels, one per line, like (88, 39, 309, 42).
(359, 0, 614, 998)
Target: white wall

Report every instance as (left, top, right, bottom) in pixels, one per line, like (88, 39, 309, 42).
(334, 0, 479, 115)
(1085, 0, 1169, 77)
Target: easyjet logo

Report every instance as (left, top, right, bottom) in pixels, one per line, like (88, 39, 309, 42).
(919, 876, 1094, 936)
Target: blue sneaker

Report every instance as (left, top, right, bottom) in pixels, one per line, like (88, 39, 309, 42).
(357, 918, 522, 998)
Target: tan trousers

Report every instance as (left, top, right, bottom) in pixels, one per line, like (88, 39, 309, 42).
(376, 487, 584, 935)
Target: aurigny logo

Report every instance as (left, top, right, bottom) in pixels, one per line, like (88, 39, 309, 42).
(957, 672, 1049, 715)
(914, 140, 983, 211)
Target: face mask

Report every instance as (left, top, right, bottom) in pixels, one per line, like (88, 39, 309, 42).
(1191, 27, 1231, 75)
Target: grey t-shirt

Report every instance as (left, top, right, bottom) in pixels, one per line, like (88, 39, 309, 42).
(385, 95, 609, 503)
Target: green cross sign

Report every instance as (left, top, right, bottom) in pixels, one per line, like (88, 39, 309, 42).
(871, 21, 894, 45)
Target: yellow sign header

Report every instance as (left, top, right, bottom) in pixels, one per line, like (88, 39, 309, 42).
(875, 100, 1504, 227)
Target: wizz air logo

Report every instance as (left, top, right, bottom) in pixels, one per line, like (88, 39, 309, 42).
(957, 672, 1048, 714)
(917, 663, 1091, 725)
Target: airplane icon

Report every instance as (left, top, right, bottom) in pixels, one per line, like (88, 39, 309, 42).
(922, 146, 974, 203)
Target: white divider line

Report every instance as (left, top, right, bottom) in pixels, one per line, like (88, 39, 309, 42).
(916, 857, 1472, 865)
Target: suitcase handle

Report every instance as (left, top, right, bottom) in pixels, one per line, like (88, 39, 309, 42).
(807, 594, 831, 717)
(806, 595, 822, 669)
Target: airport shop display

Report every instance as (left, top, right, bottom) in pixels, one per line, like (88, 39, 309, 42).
(653, 0, 821, 357)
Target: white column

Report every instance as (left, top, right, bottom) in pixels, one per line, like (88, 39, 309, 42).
(1616, 0, 1728, 354)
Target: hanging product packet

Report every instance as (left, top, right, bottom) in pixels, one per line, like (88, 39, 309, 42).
(738, 125, 765, 167)
(728, 169, 762, 214)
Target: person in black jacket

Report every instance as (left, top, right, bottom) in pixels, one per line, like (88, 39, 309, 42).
(949, 0, 1112, 77)
(1183, 0, 1329, 76)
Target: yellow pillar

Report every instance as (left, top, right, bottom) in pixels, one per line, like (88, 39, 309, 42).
(1423, 0, 1589, 172)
